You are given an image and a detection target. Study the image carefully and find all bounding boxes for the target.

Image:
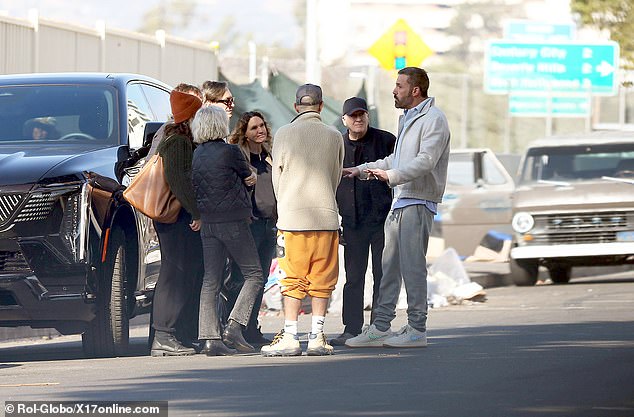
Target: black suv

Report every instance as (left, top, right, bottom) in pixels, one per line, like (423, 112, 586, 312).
(0, 73, 172, 357)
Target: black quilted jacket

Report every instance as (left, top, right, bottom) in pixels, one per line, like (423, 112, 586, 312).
(192, 139, 253, 223)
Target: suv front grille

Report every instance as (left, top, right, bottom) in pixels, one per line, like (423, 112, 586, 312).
(0, 250, 30, 273)
(14, 193, 57, 223)
(0, 191, 61, 228)
(528, 211, 634, 245)
(0, 194, 26, 226)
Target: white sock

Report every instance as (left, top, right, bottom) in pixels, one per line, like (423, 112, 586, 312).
(284, 320, 298, 335)
(311, 315, 325, 335)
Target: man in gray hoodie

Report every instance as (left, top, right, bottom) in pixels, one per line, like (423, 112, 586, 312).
(343, 67, 450, 348)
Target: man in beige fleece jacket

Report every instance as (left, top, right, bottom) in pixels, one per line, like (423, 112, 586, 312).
(261, 84, 344, 357)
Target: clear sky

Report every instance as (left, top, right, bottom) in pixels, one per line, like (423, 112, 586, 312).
(0, 0, 300, 48)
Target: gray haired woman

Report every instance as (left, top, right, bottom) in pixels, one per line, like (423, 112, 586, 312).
(191, 106, 263, 356)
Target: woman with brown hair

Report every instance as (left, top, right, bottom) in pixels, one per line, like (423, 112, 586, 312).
(201, 80, 234, 119)
(227, 111, 277, 345)
(150, 90, 203, 357)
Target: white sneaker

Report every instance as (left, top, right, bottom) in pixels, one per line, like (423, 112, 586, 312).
(344, 324, 392, 348)
(306, 332, 334, 356)
(261, 330, 302, 357)
(382, 324, 427, 348)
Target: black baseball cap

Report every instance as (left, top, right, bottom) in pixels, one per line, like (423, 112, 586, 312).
(342, 97, 368, 116)
(295, 84, 323, 105)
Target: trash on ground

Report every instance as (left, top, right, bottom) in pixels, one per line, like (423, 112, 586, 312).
(465, 230, 512, 263)
(426, 248, 487, 308)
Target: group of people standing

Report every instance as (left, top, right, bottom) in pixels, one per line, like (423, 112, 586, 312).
(148, 80, 276, 357)
(143, 66, 450, 358)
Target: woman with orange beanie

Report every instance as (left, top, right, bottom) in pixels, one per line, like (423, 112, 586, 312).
(150, 90, 204, 357)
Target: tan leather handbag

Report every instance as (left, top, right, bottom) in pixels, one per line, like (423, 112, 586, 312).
(123, 153, 181, 224)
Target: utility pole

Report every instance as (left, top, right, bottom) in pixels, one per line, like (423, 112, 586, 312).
(248, 41, 257, 83)
(305, 0, 320, 84)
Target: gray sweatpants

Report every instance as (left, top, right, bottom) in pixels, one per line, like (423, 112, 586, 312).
(373, 204, 433, 333)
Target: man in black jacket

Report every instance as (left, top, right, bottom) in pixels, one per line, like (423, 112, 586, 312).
(332, 97, 396, 346)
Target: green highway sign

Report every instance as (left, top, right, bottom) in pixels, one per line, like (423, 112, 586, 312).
(485, 41, 619, 96)
(504, 20, 575, 42)
(509, 94, 590, 117)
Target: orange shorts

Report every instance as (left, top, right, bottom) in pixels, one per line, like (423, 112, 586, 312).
(277, 230, 339, 299)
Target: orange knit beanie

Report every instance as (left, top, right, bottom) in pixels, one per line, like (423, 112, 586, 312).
(170, 90, 202, 123)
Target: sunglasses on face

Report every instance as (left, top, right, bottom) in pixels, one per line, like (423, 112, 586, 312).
(214, 97, 234, 108)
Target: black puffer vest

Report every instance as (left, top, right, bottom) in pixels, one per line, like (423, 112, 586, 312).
(192, 139, 253, 223)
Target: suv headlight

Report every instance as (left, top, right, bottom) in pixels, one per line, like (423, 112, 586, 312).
(59, 183, 90, 262)
(512, 212, 534, 233)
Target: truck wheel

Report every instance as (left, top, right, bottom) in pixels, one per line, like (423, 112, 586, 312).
(549, 265, 571, 283)
(509, 257, 538, 286)
(82, 228, 130, 358)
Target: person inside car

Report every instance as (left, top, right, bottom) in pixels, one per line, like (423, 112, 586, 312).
(24, 117, 59, 140)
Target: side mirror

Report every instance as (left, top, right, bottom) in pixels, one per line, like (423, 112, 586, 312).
(143, 122, 164, 148)
(115, 121, 164, 183)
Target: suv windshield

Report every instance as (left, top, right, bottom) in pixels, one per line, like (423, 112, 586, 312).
(519, 143, 634, 184)
(0, 84, 118, 145)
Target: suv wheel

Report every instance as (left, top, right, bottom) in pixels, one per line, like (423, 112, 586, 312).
(548, 265, 571, 283)
(510, 258, 538, 286)
(82, 227, 130, 358)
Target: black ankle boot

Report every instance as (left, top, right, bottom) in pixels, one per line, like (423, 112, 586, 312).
(244, 326, 272, 345)
(222, 320, 255, 353)
(202, 339, 236, 356)
(151, 331, 196, 357)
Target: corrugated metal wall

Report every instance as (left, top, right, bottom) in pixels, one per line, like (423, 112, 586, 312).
(0, 16, 34, 74)
(0, 14, 218, 87)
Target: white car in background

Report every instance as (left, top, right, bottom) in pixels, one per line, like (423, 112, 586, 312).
(437, 149, 517, 258)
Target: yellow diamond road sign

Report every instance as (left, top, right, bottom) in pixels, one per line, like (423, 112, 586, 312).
(369, 19, 433, 71)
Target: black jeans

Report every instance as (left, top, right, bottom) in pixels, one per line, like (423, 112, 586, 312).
(342, 223, 385, 335)
(229, 217, 276, 332)
(152, 209, 203, 335)
(199, 220, 263, 340)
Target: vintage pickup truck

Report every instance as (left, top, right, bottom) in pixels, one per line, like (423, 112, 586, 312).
(509, 131, 634, 285)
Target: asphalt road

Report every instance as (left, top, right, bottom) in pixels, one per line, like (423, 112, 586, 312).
(1, 272, 633, 417)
